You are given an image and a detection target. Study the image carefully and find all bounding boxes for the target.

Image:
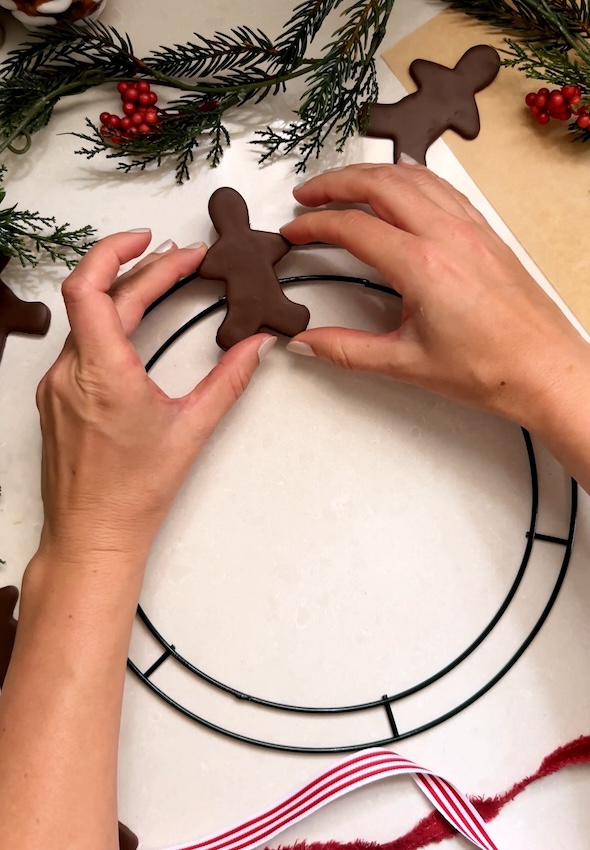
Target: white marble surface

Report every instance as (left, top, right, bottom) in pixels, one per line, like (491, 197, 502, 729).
(0, 2, 589, 849)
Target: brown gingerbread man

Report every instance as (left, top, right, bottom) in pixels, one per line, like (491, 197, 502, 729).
(0, 584, 139, 850)
(0, 253, 51, 366)
(363, 44, 500, 164)
(199, 187, 310, 350)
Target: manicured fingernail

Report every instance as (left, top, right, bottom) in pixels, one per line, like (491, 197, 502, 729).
(257, 335, 277, 363)
(185, 241, 207, 250)
(286, 340, 315, 357)
(128, 227, 152, 233)
(154, 239, 174, 254)
(294, 179, 309, 192)
(398, 152, 420, 166)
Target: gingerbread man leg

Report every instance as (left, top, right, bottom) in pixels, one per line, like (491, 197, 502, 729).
(262, 298, 310, 339)
(216, 307, 265, 351)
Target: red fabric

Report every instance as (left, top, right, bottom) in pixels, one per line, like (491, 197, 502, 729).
(274, 736, 590, 850)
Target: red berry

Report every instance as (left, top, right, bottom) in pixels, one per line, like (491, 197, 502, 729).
(570, 85, 581, 99)
(548, 91, 565, 108)
(131, 112, 144, 126)
(123, 102, 136, 116)
(136, 108, 146, 118)
(120, 117, 132, 130)
(99, 111, 111, 125)
(144, 109, 158, 126)
(127, 126, 138, 135)
(535, 94, 548, 108)
(525, 92, 537, 106)
(148, 92, 158, 105)
(139, 92, 151, 107)
(529, 104, 540, 115)
(138, 123, 151, 133)
(111, 135, 122, 144)
(537, 87, 550, 97)
(577, 113, 590, 129)
(536, 111, 550, 125)
(561, 84, 576, 100)
(137, 80, 151, 93)
(117, 82, 129, 95)
(124, 87, 139, 103)
(100, 125, 110, 136)
(106, 114, 120, 129)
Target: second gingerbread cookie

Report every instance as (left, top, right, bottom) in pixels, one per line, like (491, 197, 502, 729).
(200, 188, 310, 351)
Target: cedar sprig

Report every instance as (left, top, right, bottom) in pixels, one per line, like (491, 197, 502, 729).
(0, 1, 396, 181)
(255, 0, 392, 171)
(0, 166, 95, 268)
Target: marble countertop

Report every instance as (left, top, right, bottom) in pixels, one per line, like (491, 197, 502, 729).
(0, 1, 589, 849)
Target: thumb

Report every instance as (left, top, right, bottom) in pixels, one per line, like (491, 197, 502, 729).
(286, 327, 411, 378)
(180, 333, 276, 434)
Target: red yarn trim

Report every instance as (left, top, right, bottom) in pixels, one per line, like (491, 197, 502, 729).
(274, 736, 590, 850)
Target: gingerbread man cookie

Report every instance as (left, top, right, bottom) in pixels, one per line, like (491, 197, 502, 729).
(0, 253, 51, 367)
(0, 584, 138, 850)
(363, 45, 500, 164)
(199, 188, 310, 350)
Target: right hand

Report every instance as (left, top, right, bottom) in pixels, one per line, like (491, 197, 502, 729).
(280, 162, 589, 429)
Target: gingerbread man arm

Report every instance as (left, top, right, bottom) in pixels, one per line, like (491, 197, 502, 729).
(255, 230, 291, 265)
(198, 244, 226, 281)
(448, 102, 481, 139)
(409, 58, 448, 90)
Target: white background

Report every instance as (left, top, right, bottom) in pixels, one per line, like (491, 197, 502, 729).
(0, 1, 589, 849)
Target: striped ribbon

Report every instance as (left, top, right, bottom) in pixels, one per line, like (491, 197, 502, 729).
(163, 749, 499, 850)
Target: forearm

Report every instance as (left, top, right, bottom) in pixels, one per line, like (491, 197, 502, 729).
(0, 549, 145, 850)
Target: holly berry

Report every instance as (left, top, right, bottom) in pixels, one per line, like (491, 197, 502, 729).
(529, 104, 540, 115)
(535, 93, 548, 109)
(117, 82, 130, 95)
(139, 92, 151, 107)
(525, 92, 537, 107)
(148, 92, 158, 105)
(137, 80, 151, 93)
(577, 113, 590, 129)
(100, 125, 110, 136)
(122, 102, 136, 117)
(99, 111, 111, 125)
(138, 123, 151, 133)
(536, 111, 550, 125)
(123, 87, 139, 103)
(106, 114, 120, 129)
(538, 87, 550, 98)
(120, 117, 132, 130)
(144, 109, 158, 126)
(131, 112, 144, 126)
(548, 91, 565, 109)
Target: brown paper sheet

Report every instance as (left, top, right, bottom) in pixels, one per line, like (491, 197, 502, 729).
(382, 10, 589, 330)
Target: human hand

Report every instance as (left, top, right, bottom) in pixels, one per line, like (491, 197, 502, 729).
(281, 162, 589, 428)
(35, 231, 275, 569)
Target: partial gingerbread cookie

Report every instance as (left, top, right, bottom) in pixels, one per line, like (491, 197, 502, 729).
(0, 584, 139, 850)
(362, 44, 500, 164)
(0, 253, 51, 366)
(200, 187, 310, 350)
(0, 585, 18, 689)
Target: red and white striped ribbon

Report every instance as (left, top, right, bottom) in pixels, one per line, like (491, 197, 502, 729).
(163, 748, 499, 850)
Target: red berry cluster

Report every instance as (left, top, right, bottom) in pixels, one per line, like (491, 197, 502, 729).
(525, 84, 589, 128)
(99, 81, 160, 144)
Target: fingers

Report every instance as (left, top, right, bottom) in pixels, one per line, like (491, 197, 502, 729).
(111, 239, 177, 289)
(179, 333, 276, 442)
(289, 163, 464, 236)
(111, 243, 207, 337)
(61, 230, 152, 357)
(396, 159, 489, 225)
(282, 207, 415, 290)
(286, 326, 419, 381)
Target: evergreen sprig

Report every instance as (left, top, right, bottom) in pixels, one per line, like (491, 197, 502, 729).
(0, 166, 95, 268)
(0, 1, 396, 182)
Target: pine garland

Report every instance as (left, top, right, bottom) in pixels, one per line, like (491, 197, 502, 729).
(0, 0, 396, 184)
(441, 0, 590, 142)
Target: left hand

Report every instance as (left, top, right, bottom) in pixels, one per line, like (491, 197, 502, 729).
(36, 231, 274, 569)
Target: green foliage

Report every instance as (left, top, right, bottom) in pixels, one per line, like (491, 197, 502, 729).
(0, 166, 95, 268)
(0, 2, 397, 182)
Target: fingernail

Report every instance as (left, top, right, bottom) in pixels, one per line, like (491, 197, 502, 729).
(294, 179, 309, 192)
(286, 340, 315, 357)
(257, 335, 277, 363)
(154, 239, 174, 254)
(128, 227, 152, 233)
(185, 241, 207, 250)
(398, 152, 421, 166)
